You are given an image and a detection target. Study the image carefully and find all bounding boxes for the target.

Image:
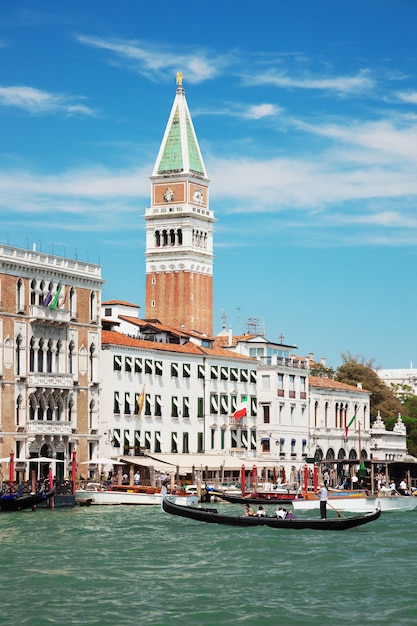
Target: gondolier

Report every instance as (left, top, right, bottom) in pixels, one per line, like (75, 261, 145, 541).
(318, 483, 328, 519)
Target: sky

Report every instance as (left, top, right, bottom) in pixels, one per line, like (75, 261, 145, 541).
(1, 0, 417, 371)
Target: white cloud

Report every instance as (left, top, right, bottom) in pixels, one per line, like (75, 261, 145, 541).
(0, 85, 95, 116)
(396, 91, 417, 104)
(246, 68, 374, 95)
(245, 103, 282, 119)
(75, 34, 227, 83)
(296, 119, 417, 165)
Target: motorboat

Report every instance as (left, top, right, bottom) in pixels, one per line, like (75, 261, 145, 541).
(292, 489, 417, 513)
(75, 483, 199, 506)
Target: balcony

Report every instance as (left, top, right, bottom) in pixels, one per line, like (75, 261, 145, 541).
(27, 373, 75, 389)
(27, 420, 73, 435)
(30, 304, 70, 324)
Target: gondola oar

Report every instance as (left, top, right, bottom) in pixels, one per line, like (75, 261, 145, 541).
(327, 501, 347, 518)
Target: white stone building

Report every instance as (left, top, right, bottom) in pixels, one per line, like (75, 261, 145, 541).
(369, 412, 408, 462)
(96, 301, 259, 479)
(308, 375, 371, 463)
(377, 366, 417, 396)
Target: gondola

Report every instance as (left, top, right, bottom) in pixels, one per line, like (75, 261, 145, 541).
(211, 491, 298, 506)
(0, 490, 55, 512)
(161, 496, 381, 531)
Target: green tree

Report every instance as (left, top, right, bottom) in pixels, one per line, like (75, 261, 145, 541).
(335, 356, 402, 421)
(335, 354, 417, 455)
(309, 363, 335, 378)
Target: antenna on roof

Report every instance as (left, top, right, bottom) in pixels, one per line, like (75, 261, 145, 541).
(244, 316, 265, 337)
(220, 308, 227, 330)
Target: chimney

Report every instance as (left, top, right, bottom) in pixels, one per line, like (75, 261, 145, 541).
(320, 357, 327, 367)
(357, 382, 363, 389)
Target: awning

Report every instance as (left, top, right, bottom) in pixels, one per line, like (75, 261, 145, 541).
(120, 454, 279, 473)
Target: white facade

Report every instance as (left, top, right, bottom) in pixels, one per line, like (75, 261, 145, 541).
(377, 367, 417, 396)
(99, 306, 258, 467)
(369, 412, 408, 461)
(308, 376, 371, 463)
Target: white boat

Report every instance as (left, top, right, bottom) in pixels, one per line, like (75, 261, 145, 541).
(292, 490, 417, 513)
(75, 483, 199, 506)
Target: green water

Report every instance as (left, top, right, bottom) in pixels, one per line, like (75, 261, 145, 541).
(0, 504, 416, 626)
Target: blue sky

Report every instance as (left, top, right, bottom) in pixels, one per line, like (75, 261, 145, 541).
(1, 0, 417, 370)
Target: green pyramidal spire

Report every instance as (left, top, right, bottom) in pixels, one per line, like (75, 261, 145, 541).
(153, 74, 207, 178)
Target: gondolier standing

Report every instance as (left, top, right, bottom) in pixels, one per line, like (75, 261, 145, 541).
(318, 483, 328, 519)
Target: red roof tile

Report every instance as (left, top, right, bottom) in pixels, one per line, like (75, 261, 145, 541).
(101, 330, 256, 361)
(309, 375, 369, 393)
(102, 300, 139, 308)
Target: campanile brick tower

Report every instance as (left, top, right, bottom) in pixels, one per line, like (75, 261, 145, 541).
(144, 73, 214, 336)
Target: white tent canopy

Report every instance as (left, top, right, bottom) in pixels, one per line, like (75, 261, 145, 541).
(120, 454, 281, 474)
(27, 457, 64, 463)
(80, 458, 126, 466)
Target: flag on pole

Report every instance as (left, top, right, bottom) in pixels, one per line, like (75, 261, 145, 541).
(345, 413, 356, 437)
(42, 289, 52, 306)
(49, 285, 61, 310)
(137, 387, 145, 418)
(58, 287, 67, 309)
(234, 395, 248, 421)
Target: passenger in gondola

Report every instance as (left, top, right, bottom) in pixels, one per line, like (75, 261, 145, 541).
(244, 504, 256, 517)
(275, 506, 287, 519)
(256, 505, 266, 517)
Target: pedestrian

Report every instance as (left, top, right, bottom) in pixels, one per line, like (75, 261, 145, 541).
(317, 482, 328, 519)
(399, 478, 408, 495)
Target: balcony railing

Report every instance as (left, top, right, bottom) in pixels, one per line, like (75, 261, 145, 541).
(30, 304, 71, 323)
(27, 420, 73, 435)
(27, 373, 75, 388)
(258, 356, 309, 369)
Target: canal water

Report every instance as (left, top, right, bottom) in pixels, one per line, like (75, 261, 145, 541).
(0, 503, 416, 626)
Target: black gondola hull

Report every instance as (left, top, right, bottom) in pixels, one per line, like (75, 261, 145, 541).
(161, 497, 381, 530)
(0, 490, 55, 512)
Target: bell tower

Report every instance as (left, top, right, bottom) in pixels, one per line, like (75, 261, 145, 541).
(144, 73, 214, 336)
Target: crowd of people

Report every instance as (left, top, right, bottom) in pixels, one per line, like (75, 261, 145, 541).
(244, 503, 296, 519)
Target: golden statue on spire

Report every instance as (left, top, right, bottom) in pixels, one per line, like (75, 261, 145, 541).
(176, 71, 183, 86)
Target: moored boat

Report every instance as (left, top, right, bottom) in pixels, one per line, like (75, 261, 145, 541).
(212, 490, 298, 505)
(75, 483, 199, 506)
(0, 489, 55, 512)
(292, 489, 417, 513)
(161, 496, 381, 530)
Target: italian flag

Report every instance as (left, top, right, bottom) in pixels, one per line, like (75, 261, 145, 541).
(345, 413, 356, 437)
(234, 396, 248, 421)
(137, 386, 145, 418)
